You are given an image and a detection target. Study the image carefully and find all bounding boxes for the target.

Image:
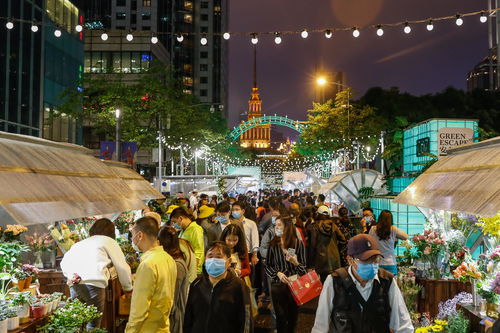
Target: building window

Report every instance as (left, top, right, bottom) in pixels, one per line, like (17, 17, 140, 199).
(200, 51, 208, 58)
(200, 64, 208, 71)
(116, 26, 125, 30)
(201, 14, 209, 21)
(200, 26, 208, 33)
(143, 26, 151, 30)
(116, 0, 126, 6)
(142, 12, 151, 20)
(201, 1, 208, 8)
(184, 14, 192, 23)
(200, 89, 208, 97)
(183, 64, 192, 74)
(184, 1, 193, 11)
(116, 12, 126, 20)
(131, 0, 137, 10)
(214, 6, 221, 13)
(200, 77, 208, 84)
(131, 14, 137, 24)
(143, 0, 151, 6)
(183, 77, 193, 86)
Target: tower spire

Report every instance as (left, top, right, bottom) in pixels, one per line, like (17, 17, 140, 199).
(253, 45, 257, 89)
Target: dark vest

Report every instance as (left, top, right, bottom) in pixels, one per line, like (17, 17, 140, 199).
(330, 267, 393, 333)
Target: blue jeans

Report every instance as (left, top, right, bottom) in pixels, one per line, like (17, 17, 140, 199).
(380, 264, 398, 275)
(70, 284, 106, 329)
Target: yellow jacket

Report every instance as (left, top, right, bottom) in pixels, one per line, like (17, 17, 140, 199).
(179, 222, 205, 274)
(125, 245, 177, 333)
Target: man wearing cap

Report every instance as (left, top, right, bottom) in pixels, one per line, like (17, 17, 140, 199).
(312, 234, 413, 333)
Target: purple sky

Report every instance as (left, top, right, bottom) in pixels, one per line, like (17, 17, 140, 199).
(227, 0, 490, 137)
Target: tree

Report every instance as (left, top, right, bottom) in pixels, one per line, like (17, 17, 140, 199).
(294, 89, 384, 156)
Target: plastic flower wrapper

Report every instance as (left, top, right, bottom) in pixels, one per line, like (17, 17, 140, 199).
(491, 272, 500, 295)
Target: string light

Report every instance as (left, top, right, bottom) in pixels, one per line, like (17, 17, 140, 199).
(352, 27, 360, 38)
(324, 29, 332, 38)
(223, 32, 230, 40)
(126, 32, 133, 41)
(75, 24, 83, 32)
(251, 33, 258, 44)
(5, 20, 13, 30)
(31, 22, 38, 32)
(54, 28, 62, 37)
(176, 33, 184, 42)
(200, 35, 208, 45)
(301, 29, 308, 38)
(426, 20, 434, 31)
(376, 25, 384, 36)
(101, 31, 108, 41)
(274, 32, 282, 44)
(151, 35, 158, 44)
(403, 22, 411, 34)
(480, 12, 488, 23)
(455, 14, 463, 26)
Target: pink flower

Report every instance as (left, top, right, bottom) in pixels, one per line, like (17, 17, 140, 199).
(424, 247, 432, 255)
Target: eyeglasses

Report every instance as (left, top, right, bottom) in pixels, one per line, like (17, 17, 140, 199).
(355, 256, 381, 264)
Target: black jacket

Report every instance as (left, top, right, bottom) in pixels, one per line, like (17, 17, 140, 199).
(184, 269, 252, 333)
(306, 223, 345, 276)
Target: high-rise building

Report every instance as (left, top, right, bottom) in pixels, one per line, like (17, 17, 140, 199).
(314, 71, 347, 103)
(240, 47, 270, 149)
(467, 52, 498, 91)
(1, 0, 84, 143)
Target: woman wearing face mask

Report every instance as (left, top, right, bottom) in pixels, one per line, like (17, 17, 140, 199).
(220, 224, 250, 278)
(369, 210, 408, 275)
(265, 216, 307, 333)
(184, 241, 252, 333)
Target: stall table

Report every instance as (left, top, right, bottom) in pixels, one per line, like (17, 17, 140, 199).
(457, 303, 491, 333)
(417, 278, 472, 318)
(9, 317, 48, 333)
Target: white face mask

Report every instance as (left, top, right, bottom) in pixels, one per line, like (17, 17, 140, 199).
(132, 233, 141, 252)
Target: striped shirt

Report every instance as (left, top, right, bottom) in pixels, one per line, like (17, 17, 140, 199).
(265, 239, 307, 283)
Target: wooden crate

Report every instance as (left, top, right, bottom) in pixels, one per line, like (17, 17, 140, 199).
(417, 278, 472, 318)
(38, 270, 70, 297)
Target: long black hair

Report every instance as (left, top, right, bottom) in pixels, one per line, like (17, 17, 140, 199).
(376, 210, 393, 240)
(220, 224, 248, 261)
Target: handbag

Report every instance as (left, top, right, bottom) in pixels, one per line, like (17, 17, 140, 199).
(287, 270, 323, 306)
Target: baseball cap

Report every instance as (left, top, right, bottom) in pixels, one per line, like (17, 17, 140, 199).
(166, 205, 179, 214)
(198, 205, 215, 219)
(316, 205, 331, 217)
(347, 234, 382, 261)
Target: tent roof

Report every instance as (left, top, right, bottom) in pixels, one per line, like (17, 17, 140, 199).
(103, 161, 164, 201)
(0, 132, 146, 225)
(394, 136, 500, 217)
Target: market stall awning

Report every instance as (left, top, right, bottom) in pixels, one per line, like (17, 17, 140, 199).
(394, 137, 500, 217)
(103, 161, 164, 201)
(0, 132, 147, 225)
(319, 169, 387, 213)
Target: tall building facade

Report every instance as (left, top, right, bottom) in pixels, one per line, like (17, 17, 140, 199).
(467, 53, 498, 91)
(0, 0, 84, 143)
(240, 47, 270, 149)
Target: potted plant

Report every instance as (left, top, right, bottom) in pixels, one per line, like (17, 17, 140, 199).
(10, 291, 34, 322)
(5, 306, 19, 330)
(21, 264, 40, 287)
(12, 268, 30, 291)
(0, 273, 13, 302)
(0, 307, 7, 333)
(38, 298, 102, 333)
(30, 301, 45, 320)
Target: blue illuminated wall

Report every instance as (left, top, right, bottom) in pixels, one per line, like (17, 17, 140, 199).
(403, 119, 479, 174)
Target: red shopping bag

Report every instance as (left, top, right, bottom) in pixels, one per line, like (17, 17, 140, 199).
(288, 270, 323, 306)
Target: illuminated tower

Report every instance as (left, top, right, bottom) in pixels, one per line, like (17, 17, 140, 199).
(240, 46, 271, 148)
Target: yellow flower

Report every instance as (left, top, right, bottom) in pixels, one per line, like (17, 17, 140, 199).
(415, 328, 429, 333)
(435, 320, 448, 326)
(431, 325, 443, 332)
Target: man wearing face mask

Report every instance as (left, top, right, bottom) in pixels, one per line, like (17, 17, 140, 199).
(201, 201, 232, 252)
(126, 217, 177, 333)
(312, 234, 413, 333)
(184, 241, 252, 333)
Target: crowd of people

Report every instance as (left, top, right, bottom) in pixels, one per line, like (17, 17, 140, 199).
(60, 188, 414, 333)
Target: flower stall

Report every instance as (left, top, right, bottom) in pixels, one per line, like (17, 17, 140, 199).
(394, 137, 500, 330)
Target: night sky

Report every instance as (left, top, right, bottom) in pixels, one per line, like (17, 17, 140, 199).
(228, 0, 490, 137)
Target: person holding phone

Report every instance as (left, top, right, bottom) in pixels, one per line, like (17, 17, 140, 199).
(220, 224, 250, 279)
(361, 208, 376, 233)
(265, 215, 307, 333)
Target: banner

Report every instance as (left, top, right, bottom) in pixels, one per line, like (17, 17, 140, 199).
(100, 141, 137, 164)
(100, 141, 115, 160)
(437, 128, 474, 157)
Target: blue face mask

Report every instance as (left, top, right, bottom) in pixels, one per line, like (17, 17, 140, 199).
(271, 216, 277, 225)
(205, 258, 227, 277)
(173, 223, 182, 231)
(232, 211, 242, 219)
(215, 215, 228, 224)
(356, 263, 379, 280)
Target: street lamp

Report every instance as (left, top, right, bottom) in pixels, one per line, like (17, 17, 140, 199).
(115, 109, 121, 162)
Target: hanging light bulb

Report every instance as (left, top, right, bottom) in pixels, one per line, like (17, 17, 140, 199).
(274, 32, 282, 44)
(101, 31, 108, 40)
(151, 35, 158, 44)
(251, 33, 258, 45)
(376, 25, 384, 37)
(352, 27, 360, 38)
(301, 29, 308, 38)
(455, 14, 463, 26)
(6, 20, 14, 30)
(426, 20, 434, 31)
(54, 28, 62, 37)
(480, 12, 488, 23)
(31, 22, 39, 32)
(324, 29, 332, 39)
(403, 22, 411, 34)
(176, 33, 184, 42)
(126, 32, 133, 41)
(200, 35, 208, 45)
(223, 32, 230, 40)
(75, 24, 83, 32)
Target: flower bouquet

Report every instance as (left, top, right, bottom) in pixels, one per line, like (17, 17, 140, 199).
(412, 230, 447, 279)
(452, 261, 482, 283)
(396, 267, 421, 314)
(1, 225, 28, 242)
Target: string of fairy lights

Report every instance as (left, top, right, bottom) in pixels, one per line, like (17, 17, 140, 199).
(0, 8, 495, 46)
